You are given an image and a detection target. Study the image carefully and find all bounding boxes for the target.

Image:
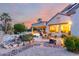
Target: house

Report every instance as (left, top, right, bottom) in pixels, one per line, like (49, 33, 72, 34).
(32, 18, 47, 34)
(32, 3, 79, 36)
(46, 3, 79, 36)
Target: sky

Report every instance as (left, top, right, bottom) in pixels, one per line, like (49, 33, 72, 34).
(0, 3, 69, 28)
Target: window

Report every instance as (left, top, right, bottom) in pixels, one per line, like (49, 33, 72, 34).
(49, 25, 59, 32)
(61, 24, 71, 33)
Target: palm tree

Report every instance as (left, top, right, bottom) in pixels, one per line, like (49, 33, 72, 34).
(0, 13, 12, 34)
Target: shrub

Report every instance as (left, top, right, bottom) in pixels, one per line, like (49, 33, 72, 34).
(75, 39, 79, 51)
(21, 34, 33, 42)
(54, 35, 57, 38)
(14, 23, 26, 34)
(64, 36, 75, 51)
(64, 36, 79, 52)
(61, 34, 67, 38)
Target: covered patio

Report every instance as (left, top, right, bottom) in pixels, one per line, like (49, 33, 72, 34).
(32, 20, 47, 35)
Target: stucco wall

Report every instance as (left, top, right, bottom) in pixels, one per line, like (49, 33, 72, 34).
(47, 14, 71, 25)
(71, 8, 79, 36)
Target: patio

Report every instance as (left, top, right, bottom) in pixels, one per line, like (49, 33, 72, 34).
(15, 37, 79, 56)
(0, 36, 79, 56)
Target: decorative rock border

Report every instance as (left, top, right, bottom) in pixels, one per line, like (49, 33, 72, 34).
(0, 44, 33, 56)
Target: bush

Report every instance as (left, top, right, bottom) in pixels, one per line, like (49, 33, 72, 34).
(75, 39, 79, 51)
(64, 36, 76, 51)
(61, 34, 67, 38)
(21, 34, 33, 42)
(14, 24, 26, 34)
(64, 36, 79, 52)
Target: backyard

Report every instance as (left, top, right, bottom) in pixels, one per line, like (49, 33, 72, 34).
(0, 36, 79, 56)
(0, 3, 79, 56)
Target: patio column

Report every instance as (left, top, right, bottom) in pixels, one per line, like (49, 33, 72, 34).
(42, 28, 44, 32)
(32, 27, 34, 34)
(58, 25, 62, 37)
(59, 25, 61, 33)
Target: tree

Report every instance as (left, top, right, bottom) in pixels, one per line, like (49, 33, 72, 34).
(14, 23, 26, 34)
(37, 18, 42, 23)
(0, 13, 12, 34)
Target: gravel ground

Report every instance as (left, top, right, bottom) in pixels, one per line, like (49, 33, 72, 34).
(0, 48, 15, 54)
(0, 44, 33, 56)
(16, 44, 79, 56)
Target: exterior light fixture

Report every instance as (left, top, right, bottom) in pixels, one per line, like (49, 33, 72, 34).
(69, 21, 72, 25)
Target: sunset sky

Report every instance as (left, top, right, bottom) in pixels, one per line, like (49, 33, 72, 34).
(0, 3, 69, 28)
